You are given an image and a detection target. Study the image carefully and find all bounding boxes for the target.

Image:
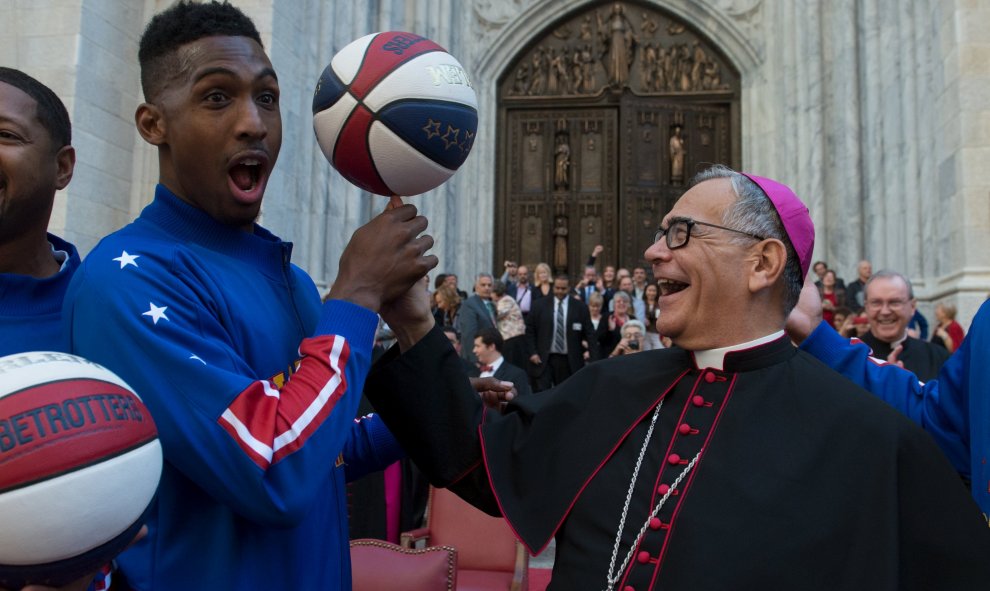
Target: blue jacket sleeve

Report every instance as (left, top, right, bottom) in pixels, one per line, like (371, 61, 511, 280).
(342, 413, 405, 482)
(63, 250, 379, 527)
(799, 320, 971, 479)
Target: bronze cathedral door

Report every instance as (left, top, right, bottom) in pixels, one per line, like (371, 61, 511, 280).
(495, 2, 740, 276)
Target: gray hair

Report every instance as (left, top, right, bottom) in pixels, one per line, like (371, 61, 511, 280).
(611, 291, 631, 305)
(621, 319, 647, 337)
(689, 164, 803, 315)
(865, 270, 914, 300)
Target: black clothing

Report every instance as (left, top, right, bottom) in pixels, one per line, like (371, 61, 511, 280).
(858, 332, 951, 382)
(366, 327, 990, 591)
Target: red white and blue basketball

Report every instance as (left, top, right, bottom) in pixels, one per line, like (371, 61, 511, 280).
(313, 31, 478, 196)
(0, 352, 162, 588)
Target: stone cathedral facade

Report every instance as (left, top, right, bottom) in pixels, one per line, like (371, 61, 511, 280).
(4, 0, 989, 322)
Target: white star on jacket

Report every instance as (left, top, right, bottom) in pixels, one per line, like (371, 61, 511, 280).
(143, 303, 169, 325)
(113, 251, 140, 269)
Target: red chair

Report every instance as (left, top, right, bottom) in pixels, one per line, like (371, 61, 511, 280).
(401, 487, 528, 591)
(350, 538, 457, 591)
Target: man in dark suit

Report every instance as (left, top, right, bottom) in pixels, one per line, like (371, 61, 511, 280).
(526, 275, 599, 390)
(473, 327, 532, 398)
(574, 265, 600, 303)
(456, 272, 497, 365)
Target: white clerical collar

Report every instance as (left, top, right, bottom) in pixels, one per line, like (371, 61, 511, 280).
(692, 330, 785, 371)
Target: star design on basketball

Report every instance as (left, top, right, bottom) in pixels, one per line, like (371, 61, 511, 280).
(113, 251, 140, 269)
(441, 125, 460, 150)
(422, 119, 442, 139)
(142, 303, 169, 325)
(459, 130, 475, 153)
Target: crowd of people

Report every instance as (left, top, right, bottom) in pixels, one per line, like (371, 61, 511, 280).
(3, 2, 990, 590)
(421, 255, 675, 395)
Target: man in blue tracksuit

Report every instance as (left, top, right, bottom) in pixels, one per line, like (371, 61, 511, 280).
(62, 2, 438, 589)
(0, 67, 80, 357)
(789, 281, 990, 522)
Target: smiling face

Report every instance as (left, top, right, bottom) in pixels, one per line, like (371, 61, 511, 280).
(645, 178, 756, 349)
(865, 275, 915, 344)
(0, 81, 73, 248)
(138, 35, 281, 231)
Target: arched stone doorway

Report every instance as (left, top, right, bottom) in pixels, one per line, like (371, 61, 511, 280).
(494, 1, 741, 276)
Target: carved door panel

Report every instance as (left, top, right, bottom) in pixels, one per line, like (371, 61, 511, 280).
(498, 108, 619, 276)
(618, 97, 734, 267)
(494, 1, 740, 278)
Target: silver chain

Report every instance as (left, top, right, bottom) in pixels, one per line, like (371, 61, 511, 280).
(603, 399, 702, 591)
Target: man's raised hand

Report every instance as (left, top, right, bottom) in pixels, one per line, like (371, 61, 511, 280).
(329, 204, 437, 312)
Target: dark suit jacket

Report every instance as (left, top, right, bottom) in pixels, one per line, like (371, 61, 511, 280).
(493, 359, 533, 398)
(525, 295, 599, 372)
(456, 294, 496, 364)
(574, 284, 600, 304)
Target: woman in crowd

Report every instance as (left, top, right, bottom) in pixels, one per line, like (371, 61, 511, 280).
(642, 282, 662, 350)
(818, 269, 846, 328)
(609, 290, 634, 331)
(532, 262, 553, 301)
(492, 280, 529, 368)
(586, 291, 614, 361)
(432, 284, 461, 328)
(932, 302, 965, 353)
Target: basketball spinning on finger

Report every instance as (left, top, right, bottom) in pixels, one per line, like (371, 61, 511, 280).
(313, 31, 479, 197)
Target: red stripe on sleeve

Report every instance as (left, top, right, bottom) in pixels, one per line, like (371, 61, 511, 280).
(218, 335, 351, 469)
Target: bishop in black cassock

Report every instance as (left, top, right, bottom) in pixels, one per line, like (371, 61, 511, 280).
(368, 168, 990, 590)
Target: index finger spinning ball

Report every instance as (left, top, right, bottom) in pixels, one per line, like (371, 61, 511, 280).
(313, 31, 478, 196)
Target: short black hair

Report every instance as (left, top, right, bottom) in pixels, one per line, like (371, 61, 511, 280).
(138, 1, 263, 101)
(0, 67, 71, 149)
(475, 327, 503, 352)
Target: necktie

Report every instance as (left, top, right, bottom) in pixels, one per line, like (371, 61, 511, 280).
(484, 300, 496, 323)
(553, 299, 566, 353)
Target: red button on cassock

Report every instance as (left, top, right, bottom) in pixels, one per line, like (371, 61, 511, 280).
(678, 423, 692, 435)
(657, 483, 670, 495)
(704, 372, 716, 383)
(692, 395, 705, 407)
(637, 551, 651, 564)
(667, 453, 681, 465)
(649, 517, 663, 530)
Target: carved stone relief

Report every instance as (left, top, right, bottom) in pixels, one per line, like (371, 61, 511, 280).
(502, 2, 736, 98)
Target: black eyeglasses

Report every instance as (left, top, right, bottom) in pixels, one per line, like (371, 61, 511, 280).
(654, 218, 765, 250)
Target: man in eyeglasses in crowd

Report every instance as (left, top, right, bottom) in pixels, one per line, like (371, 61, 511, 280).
(858, 270, 949, 381)
(365, 164, 990, 590)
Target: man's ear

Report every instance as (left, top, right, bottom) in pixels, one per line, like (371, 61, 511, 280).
(135, 102, 166, 146)
(748, 238, 787, 294)
(54, 145, 75, 191)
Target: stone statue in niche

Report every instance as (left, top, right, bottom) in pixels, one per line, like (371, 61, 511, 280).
(554, 130, 571, 190)
(597, 3, 636, 88)
(553, 215, 569, 272)
(669, 124, 685, 185)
